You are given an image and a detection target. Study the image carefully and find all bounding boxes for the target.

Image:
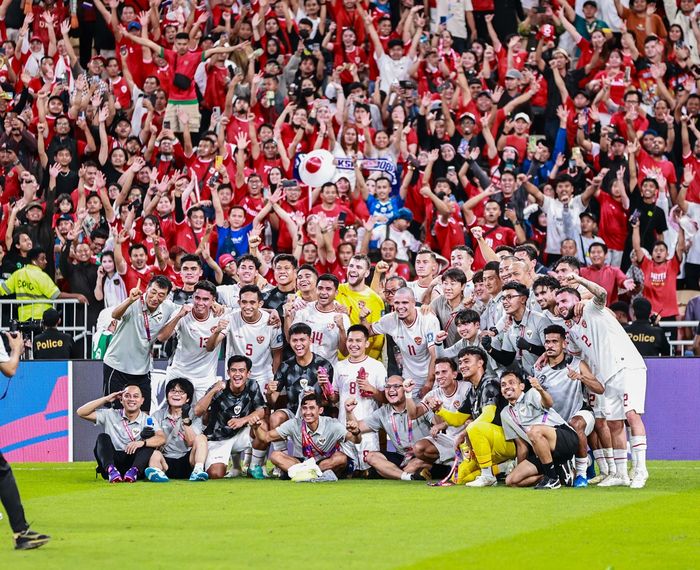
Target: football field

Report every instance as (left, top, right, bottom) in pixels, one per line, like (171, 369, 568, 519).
(3, 461, 699, 568)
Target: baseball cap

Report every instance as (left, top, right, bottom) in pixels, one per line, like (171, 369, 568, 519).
(42, 308, 61, 327)
(459, 111, 477, 123)
(582, 0, 597, 8)
(218, 253, 235, 268)
(476, 90, 492, 99)
(25, 201, 43, 211)
(90, 55, 107, 65)
(513, 112, 531, 124)
(259, 245, 272, 252)
(579, 211, 598, 223)
(127, 21, 142, 31)
(611, 135, 626, 145)
(57, 213, 74, 223)
(552, 48, 571, 61)
(393, 207, 413, 222)
(505, 69, 522, 80)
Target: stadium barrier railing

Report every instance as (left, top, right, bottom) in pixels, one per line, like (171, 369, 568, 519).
(0, 299, 89, 359)
(658, 320, 699, 356)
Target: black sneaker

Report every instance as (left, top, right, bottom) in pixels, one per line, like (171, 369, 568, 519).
(14, 528, 51, 550)
(534, 476, 562, 490)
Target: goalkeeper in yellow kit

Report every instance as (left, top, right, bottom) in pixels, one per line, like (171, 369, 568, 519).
(437, 347, 515, 486)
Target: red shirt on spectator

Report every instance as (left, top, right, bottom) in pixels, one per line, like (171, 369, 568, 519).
(639, 255, 681, 317)
(580, 264, 628, 306)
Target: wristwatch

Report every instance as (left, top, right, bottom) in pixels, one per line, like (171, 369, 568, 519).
(182, 417, 192, 426)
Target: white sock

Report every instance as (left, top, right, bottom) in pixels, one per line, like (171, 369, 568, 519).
(400, 472, 412, 481)
(251, 448, 267, 467)
(592, 449, 607, 475)
(271, 440, 286, 452)
(575, 457, 588, 477)
(194, 462, 204, 472)
(604, 448, 615, 474)
(481, 466, 494, 478)
(613, 449, 628, 477)
(630, 435, 647, 474)
(244, 447, 252, 467)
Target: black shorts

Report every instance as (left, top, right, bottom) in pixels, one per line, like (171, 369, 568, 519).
(526, 425, 578, 473)
(164, 454, 193, 479)
(103, 364, 151, 411)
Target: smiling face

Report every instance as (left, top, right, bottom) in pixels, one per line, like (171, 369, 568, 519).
(121, 385, 144, 413)
(346, 330, 368, 358)
(316, 279, 337, 307)
(434, 361, 457, 391)
(227, 359, 250, 391)
(297, 267, 317, 293)
(290, 332, 312, 358)
(192, 288, 214, 318)
(167, 382, 191, 408)
(145, 283, 169, 311)
(346, 257, 369, 287)
(500, 373, 524, 403)
(392, 290, 415, 321)
(239, 291, 262, 320)
(534, 285, 556, 311)
(274, 260, 296, 287)
(555, 290, 578, 321)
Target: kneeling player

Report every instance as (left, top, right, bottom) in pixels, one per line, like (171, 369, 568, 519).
(344, 376, 433, 480)
(536, 325, 604, 487)
(195, 355, 268, 479)
(145, 379, 209, 482)
(252, 394, 360, 479)
(500, 371, 578, 490)
(436, 347, 514, 487)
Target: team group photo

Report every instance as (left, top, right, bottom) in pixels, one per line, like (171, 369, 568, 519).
(0, 0, 698, 566)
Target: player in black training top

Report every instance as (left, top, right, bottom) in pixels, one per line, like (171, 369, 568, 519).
(266, 323, 335, 446)
(194, 355, 267, 479)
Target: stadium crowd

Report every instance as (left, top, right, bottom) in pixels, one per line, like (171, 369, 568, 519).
(0, 0, 700, 504)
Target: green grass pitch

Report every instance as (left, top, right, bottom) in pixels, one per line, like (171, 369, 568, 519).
(2, 461, 699, 568)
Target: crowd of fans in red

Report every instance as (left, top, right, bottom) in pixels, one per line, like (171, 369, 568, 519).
(0, 0, 699, 344)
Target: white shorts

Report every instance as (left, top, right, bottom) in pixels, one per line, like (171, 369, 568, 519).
(572, 409, 595, 437)
(419, 433, 456, 464)
(204, 430, 251, 470)
(623, 367, 647, 415)
(603, 371, 626, 421)
(588, 392, 610, 420)
(342, 432, 380, 471)
(163, 368, 218, 403)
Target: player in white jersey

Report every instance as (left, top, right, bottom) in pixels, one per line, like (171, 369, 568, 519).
(216, 254, 269, 308)
(289, 274, 351, 367)
(408, 359, 472, 468)
(206, 285, 283, 391)
(334, 325, 387, 470)
(158, 281, 221, 401)
(366, 287, 439, 397)
(555, 273, 649, 489)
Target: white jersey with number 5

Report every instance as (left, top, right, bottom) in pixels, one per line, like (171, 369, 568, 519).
(292, 302, 351, 366)
(166, 311, 220, 393)
(224, 310, 283, 386)
(372, 311, 440, 389)
(565, 301, 646, 383)
(335, 356, 387, 425)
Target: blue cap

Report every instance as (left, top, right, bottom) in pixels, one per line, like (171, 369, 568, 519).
(394, 207, 413, 222)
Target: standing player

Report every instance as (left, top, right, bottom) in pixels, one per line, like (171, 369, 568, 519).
(289, 274, 351, 367)
(206, 285, 283, 393)
(408, 359, 472, 472)
(336, 255, 385, 359)
(365, 288, 440, 397)
(217, 254, 267, 308)
(158, 281, 221, 401)
(429, 268, 468, 348)
(146, 379, 210, 482)
(103, 275, 178, 411)
(483, 282, 548, 376)
(500, 370, 578, 490)
(555, 274, 649, 488)
(0, 330, 51, 550)
(194, 356, 268, 480)
(344, 376, 433, 481)
(334, 325, 387, 471)
(535, 325, 604, 487)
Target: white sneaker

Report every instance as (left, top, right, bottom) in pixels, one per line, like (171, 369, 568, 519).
(597, 473, 630, 487)
(465, 474, 498, 487)
(629, 470, 648, 489)
(589, 473, 607, 485)
(500, 460, 516, 476)
(271, 467, 282, 478)
(224, 467, 241, 479)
